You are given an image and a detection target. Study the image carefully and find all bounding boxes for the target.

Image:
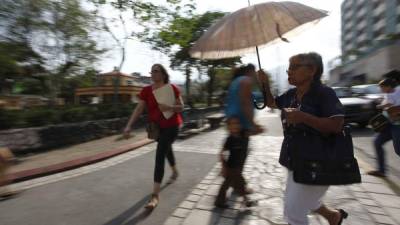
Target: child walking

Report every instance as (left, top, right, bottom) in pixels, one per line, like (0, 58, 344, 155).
(214, 118, 259, 208)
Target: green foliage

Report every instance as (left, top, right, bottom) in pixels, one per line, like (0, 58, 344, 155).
(24, 108, 59, 126)
(0, 104, 136, 130)
(214, 68, 233, 90)
(40, 0, 105, 75)
(0, 0, 105, 98)
(60, 107, 92, 123)
(59, 69, 98, 104)
(143, 10, 240, 103)
(13, 79, 46, 95)
(0, 40, 44, 94)
(0, 109, 23, 129)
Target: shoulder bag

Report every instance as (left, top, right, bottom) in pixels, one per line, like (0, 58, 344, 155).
(289, 125, 362, 185)
(146, 122, 160, 140)
(369, 113, 390, 132)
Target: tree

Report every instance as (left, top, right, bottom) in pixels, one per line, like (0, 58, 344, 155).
(42, 0, 106, 102)
(0, 0, 106, 100)
(145, 11, 241, 106)
(59, 69, 98, 104)
(90, 0, 192, 71)
(0, 0, 47, 94)
(0, 40, 45, 94)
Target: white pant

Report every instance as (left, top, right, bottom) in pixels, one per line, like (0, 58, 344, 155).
(284, 171, 329, 225)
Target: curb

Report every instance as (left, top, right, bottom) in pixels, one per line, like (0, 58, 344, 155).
(2, 138, 154, 185)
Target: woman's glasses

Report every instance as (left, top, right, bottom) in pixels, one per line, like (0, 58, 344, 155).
(286, 64, 311, 73)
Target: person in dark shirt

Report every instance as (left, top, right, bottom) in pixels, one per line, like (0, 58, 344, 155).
(215, 118, 256, 208)
(214, 64, 264, 209)
(258, 52, 348, 225)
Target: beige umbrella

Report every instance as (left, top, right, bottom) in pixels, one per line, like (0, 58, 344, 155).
(190, 1, 328, 61)
(190, 1, 327, 109)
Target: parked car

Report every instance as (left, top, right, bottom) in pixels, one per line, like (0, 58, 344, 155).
(351, 84, 384, 104)
(333, 86, 379, 128)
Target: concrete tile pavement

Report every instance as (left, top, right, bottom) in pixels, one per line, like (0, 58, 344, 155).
(163, 128, 400, 224)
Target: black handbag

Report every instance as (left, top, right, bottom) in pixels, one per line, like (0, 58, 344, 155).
(290, 125, 361, 185)
(146, 122, 160, 140)
(369, 113, 390, 132)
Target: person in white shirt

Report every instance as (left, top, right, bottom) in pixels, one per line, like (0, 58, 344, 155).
(368, 78, 400, 177)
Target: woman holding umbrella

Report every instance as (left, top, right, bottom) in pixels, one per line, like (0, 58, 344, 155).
(259, 52, 348, 225)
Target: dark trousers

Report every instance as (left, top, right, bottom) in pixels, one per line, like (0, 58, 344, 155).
(374, 125, 392, 173)
(216, 135, 249, 204)
(392, 125, 400, 156)
(154, 126, 179, 183)
(215, 168, 247, 204)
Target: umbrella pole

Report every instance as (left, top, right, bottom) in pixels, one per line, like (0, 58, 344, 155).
(254, 46, 267, 110)
(255, 46, 262, 70)
(248, 0, 267, 110)
(248, 0, 262, 69)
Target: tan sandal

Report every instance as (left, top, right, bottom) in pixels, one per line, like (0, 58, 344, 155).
(145, 194, 159, 209)
(167, 171, 179, 184)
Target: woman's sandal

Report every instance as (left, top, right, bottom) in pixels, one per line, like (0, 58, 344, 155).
(145, 194, 159, 210)
(337, 209, 348, 225)
(167, 171, 179, 184)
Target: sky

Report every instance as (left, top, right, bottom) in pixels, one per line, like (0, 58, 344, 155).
(98, 0, 344, 84)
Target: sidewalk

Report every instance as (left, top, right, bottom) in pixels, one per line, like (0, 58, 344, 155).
(161, 113, 400, 225)
(3, 127, 153, 184)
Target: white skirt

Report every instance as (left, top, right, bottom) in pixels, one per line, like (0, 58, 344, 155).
(284, 171, 329, 225)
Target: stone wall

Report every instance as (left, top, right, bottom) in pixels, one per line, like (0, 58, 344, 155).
(0, 117, 145, 154)
(0, 106, 223, 154)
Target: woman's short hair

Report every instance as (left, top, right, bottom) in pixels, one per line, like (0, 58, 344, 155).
(152, 64, 170, 83)
(291, 52, 324, 83)
(232, 63, 256, 80)
(379, 78, 398, 88)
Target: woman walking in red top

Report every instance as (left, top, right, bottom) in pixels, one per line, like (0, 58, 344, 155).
(123, 64, 183, 209)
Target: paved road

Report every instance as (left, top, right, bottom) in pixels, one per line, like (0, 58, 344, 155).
(0, 140, 219, 225)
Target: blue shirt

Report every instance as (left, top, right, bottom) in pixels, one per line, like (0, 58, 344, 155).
(225, 76, 254, 130)
(275, 83, 345, 168)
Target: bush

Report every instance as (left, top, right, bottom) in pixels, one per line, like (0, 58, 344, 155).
(0, 103, 137, 130)
(24, 109, 59, 127)
(0, 109, 23, 129)
(60, 107, 92, 123)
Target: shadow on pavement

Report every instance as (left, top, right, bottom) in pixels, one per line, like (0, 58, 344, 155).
(233, 210, 254, 225)
(102, 183, 171, 225)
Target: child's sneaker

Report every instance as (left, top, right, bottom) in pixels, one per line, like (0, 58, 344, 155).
(214, 200, 229, 209)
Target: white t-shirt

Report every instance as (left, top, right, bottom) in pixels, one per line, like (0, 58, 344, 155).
(382, 86, 400, 106)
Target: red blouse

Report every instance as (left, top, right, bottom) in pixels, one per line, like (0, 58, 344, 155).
(138, 84, 183, 128)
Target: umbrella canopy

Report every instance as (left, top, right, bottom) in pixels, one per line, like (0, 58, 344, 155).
(190, 1, 328, 59)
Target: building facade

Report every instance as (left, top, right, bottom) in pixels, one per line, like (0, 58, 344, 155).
(330, 0, 400, 85)
(74, 71, 151, 104)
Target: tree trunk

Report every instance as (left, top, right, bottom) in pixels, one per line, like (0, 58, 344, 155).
(207, 68, 215, 106)
(185, 65, 193, 108)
